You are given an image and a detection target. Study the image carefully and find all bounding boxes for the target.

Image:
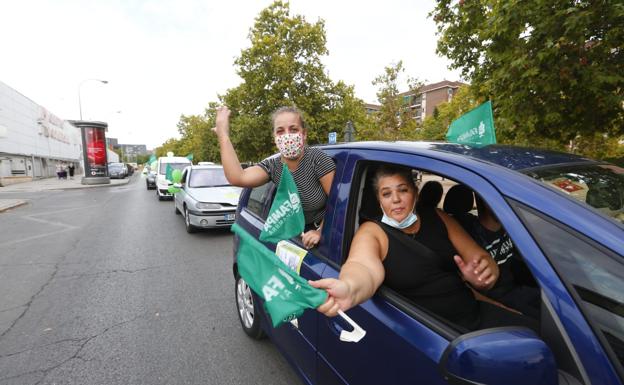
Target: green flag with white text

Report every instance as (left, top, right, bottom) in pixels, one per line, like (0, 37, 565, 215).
(446, 101, 496, 146)
(232, 223, 327, 327)
(259, 164, 305, 243)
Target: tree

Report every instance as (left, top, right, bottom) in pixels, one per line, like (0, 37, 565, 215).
(221, 1, 367, 161)
(431, 0, 624, 145)
(369, 61, 423, 140)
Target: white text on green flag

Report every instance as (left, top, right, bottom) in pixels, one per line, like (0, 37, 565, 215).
(232, 224, 327, 327)
(259, 164, 305, 243)
(446, 100, 496, 146)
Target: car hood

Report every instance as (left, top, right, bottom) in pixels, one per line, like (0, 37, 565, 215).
(187, 186, 242, 205)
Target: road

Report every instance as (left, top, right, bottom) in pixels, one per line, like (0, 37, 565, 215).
(0, 175, 299, 385)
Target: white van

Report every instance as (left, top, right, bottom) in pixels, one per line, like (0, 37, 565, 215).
(155, 154, 192, 200)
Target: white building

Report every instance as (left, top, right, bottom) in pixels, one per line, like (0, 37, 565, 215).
(0, 81, 83, 185)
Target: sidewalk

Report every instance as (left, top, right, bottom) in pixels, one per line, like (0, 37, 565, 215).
(0, 176, 131, 212)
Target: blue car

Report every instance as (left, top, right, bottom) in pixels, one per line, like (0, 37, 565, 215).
(232, 142, 624, 385)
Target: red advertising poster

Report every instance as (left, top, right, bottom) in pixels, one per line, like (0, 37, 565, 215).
(86, 127, 106, 166)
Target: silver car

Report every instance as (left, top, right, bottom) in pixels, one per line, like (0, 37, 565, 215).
(174, 164, 242, 233)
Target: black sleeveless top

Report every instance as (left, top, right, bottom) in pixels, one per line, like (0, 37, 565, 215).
(381, 207, 479, 329)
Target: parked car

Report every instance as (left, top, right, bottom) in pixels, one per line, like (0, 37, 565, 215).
(232, 142, 624, 385)
(155, 155, 192, 200)
(125, 163, 134, 176)
(107, 162, 126, 179)
(174, 164, 242, 233)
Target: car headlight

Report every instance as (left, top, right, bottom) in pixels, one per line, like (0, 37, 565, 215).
(196, 202, 221, 210)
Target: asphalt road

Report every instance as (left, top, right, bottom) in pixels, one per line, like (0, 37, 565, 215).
(0, 175, 300, 385)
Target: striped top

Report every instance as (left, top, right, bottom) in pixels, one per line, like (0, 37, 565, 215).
(258, 147, 336, 225)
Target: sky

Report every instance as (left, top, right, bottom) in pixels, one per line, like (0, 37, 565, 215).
(0, 0, 461, 149)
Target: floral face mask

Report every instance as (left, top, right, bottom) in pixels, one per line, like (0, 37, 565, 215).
(275, 132, 304, 160)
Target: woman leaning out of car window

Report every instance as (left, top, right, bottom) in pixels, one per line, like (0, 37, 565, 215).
(310, 164, 539, 333)
(212, 105, 336, 249)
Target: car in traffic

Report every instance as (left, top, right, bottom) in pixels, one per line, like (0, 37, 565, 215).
(232, 142, 624, 385)
(174, 164, 242, 233)
(107, 162, 127, 179)
(155, 154, 192, 200)
(145, 168, 157, 190)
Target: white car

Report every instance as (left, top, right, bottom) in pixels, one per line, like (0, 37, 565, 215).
(174, 164, 242, 232)
(155, 155, 192, 200)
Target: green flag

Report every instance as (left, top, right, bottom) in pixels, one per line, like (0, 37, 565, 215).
(259, 164, 305, 243)
(232, 224, 327, 327)
(446, 101, 497, 146)
(186, 153, 194, 161)
(147, 154, 156, 165)
(165, 163, 173, 182)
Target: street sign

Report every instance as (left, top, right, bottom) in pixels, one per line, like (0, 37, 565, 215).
(328, 132, 337, 144)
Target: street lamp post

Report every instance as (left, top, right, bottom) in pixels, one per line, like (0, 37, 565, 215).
(78, 79, 108, 120)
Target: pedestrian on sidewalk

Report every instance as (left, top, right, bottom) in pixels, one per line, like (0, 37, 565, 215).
(68, 163, 75, 179)
(56, 163, 62, 179)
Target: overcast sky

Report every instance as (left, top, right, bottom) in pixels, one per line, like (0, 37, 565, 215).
(0, 0, 461, 149)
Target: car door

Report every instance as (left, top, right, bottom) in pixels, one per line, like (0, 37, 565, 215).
(315, 149, 548, 385)
(175, 168, 189, 213)
(236, 180, 328, 385)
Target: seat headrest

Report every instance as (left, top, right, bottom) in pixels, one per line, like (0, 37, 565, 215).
(418, 181, 443, 209)
(443, 184, 474, 215)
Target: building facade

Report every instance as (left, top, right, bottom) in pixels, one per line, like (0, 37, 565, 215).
(0, 81, 83, 185)
(365, 80, 465, 123)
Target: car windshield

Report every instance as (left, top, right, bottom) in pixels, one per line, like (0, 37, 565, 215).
(108, 164, 124, 171)
(524, 163, 624, 224)
(189, 168, 230, 188)
(158, 162, 189, 175)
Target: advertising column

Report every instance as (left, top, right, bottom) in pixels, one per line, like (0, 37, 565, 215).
(70, 120, 110, 185)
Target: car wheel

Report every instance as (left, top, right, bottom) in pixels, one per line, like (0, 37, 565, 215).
(146, 181, 150, 190)
(184, 207, 196, 233)
(235, 274, 264, 339)
(157, 189, 163, 201)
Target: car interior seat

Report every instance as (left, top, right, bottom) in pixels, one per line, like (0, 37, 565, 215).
(443, 184, 478, 231)
(418, 181, 443, 209)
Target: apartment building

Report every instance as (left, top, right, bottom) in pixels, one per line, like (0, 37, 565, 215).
(366, 80, 465, 122)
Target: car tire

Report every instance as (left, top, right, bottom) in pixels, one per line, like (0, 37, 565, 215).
(157, 189, 163, 201)
(175, 202, 181, 215)
(235, 274, 265, 339)
(184, 207, 196, 233)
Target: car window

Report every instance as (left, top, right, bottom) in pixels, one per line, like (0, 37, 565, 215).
(515, 205, 624, 373)
(181, 169, 188, 184)
(246, 182, 274, 220)
(523, 163, 624, 225)
(189, 168, 230, 188)
(158, 162, 190, 174)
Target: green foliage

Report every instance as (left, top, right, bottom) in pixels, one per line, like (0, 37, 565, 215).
(221, 1, 367, 161)
(368, 61, 423, 140)
(431, 0, 624, 146)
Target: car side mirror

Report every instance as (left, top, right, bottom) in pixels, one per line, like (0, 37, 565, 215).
(440, 327, 558, 385)
(173, 183, 182, 189)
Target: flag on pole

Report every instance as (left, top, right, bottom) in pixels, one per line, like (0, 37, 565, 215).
(259, 164, 305, 243)
(147, 154, 156, 165)
(165, 163, 173, 182)
(446, 100, 497, 146)
(232, 223, 327, 327)
(186, 153, 194, 162)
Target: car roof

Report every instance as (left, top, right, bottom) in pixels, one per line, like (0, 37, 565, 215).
(323, 141, 598, 171)
(187, 164, 223, 170)
(158, 156, 191, 162)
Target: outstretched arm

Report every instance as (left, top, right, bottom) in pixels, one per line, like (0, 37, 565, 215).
(309, 222, 386, 317)
(436, 209, 499, 290)
(212, 106, 269, 187)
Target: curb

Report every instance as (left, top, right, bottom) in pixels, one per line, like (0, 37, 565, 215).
(0, 200, 28, 213)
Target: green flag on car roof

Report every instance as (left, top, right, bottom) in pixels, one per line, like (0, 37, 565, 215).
(232, 223, 327, 327)
(446, 101, 497, 147)
(147, 154, 156, 165)
(186, 153, 194, 161)
(259, 164, 305, 243)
